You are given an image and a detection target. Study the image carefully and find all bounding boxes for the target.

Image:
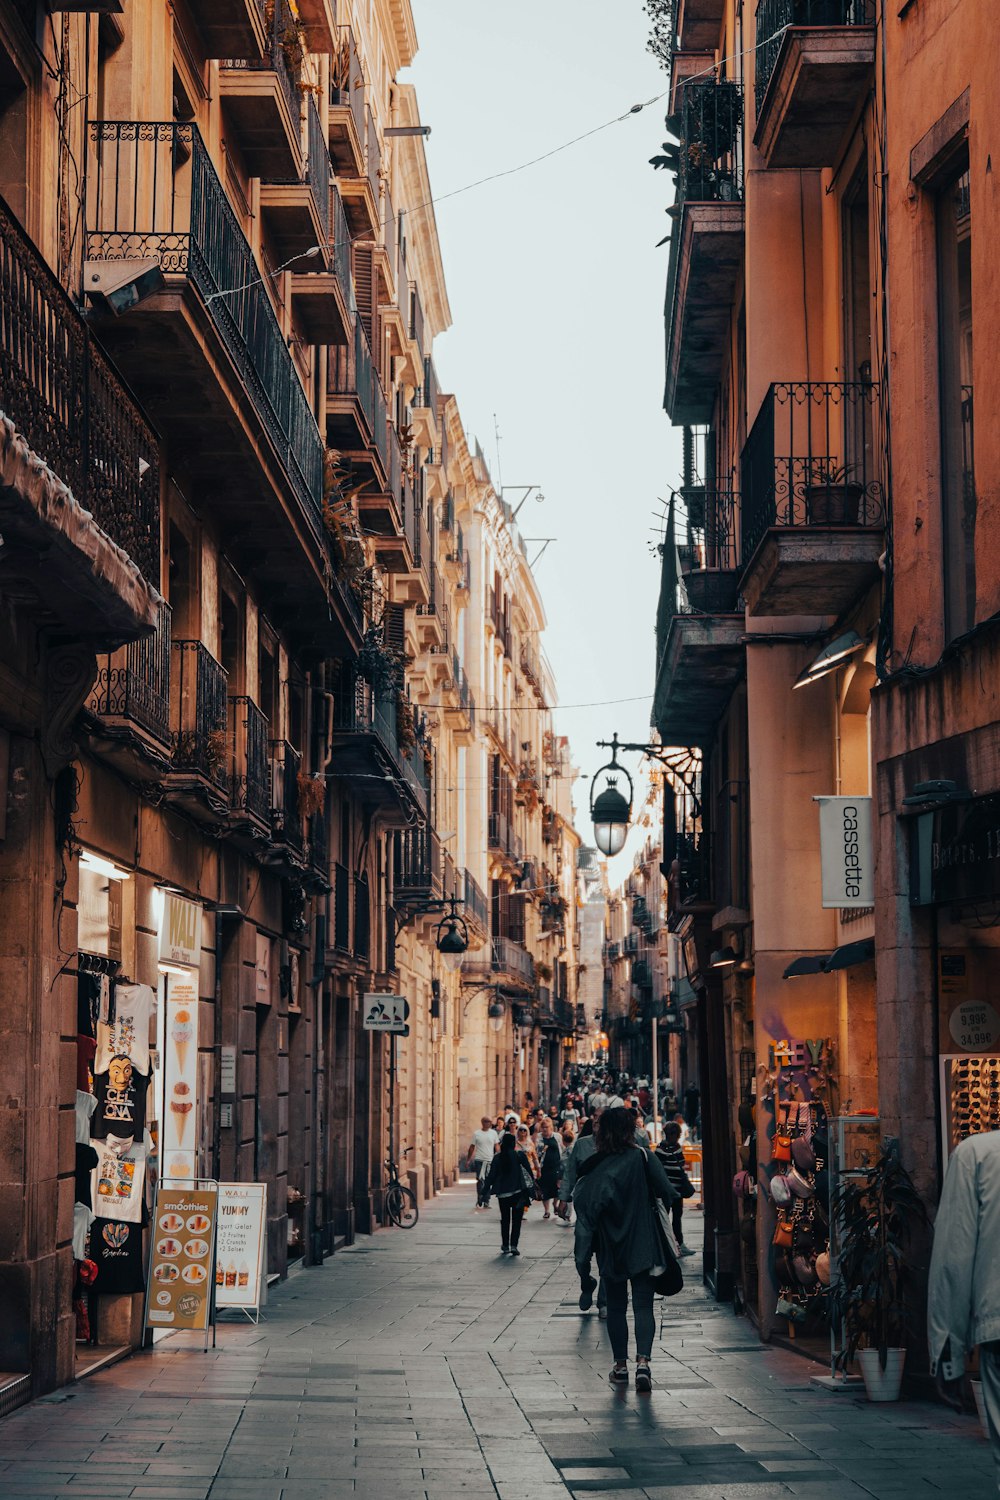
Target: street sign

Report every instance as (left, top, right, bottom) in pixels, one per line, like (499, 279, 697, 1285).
(363, 993, 409, 1032)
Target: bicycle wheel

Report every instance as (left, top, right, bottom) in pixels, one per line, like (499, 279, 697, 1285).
(385, 1182, 419, 1228)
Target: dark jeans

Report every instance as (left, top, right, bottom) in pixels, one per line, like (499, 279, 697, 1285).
(499, 1195, 524, 1249)
(474, 1161, 490, 1206)
(604, 1270, 656, 1362)
(671, 1200, 684, 1247)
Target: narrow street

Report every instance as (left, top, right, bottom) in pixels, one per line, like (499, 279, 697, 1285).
(0, 1185, 991, 1500)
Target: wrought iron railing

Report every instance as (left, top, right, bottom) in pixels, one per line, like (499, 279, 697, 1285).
(225, 0, 301, 140)
(441, 492, 454, 532)
(740, 380, 885, 560)
(270, 739, 304, 852)
(353, 874, 370, 962)
(493, 936, 535, 987)
(678, 80, 744, 206)
(230, 696, 270, 822)
(420, 355, 439, 416)
(464, 869, 489, 932)
(383, 184, 396, 275)
(409, 281, 424, 355)
(394, 826, 444, 903)
(0, 192, 160, 583)
(329, 185, 353, 314)
(329, 316, 375, 434)
(674, 488, 742, 613)
(632, 958, 653, 988)
(88, 600, 172, 745)
(755, 0, 876, 116)
(87, 122, 323, 529)
(664, 779, 711, 910)
(365, 105, 380, 202)
(304, 96, 330, 226)
(372, 376, 389, 474)
(334, 678, 430, 809)
(333, 861, 351, 950)
(170, 640, 229, 789)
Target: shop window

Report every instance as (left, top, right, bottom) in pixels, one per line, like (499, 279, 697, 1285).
(937, 164, 974, 640)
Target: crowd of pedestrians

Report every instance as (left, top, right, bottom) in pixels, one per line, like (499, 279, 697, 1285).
(463, 1065, 701, 1392)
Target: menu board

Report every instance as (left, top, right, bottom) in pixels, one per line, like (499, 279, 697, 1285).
(146, 1185, 217, 1331)
(216, 1183, 267, 1310)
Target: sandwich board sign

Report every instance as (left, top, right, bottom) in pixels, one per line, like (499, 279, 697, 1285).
(363, 993, 408, 1032)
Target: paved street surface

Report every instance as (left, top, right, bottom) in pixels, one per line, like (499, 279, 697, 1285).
(1, 1182, 994, 1500)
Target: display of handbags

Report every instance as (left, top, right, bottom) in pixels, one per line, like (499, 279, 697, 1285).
(768, 1097, 831, 1326)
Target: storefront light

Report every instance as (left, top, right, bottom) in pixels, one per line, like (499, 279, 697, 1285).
(710, 945, 739, 968)
(80, 849, 132, 881)
(792, 630, 865, 690)
(158, 961, 192, 977)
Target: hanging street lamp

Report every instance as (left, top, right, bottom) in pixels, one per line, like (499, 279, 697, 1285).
(590, 734, 634, 858)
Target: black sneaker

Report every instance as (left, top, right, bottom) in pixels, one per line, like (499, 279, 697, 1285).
(608, 1365, 629, 1385)
(579, 1275, 597, 1311)
(635, 1363, 652, 1393)
(509, 1247, 520, 1256)
(500, 1245, 509, 1255)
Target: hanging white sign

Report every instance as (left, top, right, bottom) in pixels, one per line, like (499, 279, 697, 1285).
(814, 796, 874, 909)
(159, 893, 201, 969)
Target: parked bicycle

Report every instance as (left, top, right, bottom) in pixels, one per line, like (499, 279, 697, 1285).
(385, 1146, 419, 1228)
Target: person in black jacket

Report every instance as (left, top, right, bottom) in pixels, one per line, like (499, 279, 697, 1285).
(483, 1132, 533, 1256)
(536, 1117, 561, 1219)
(655, 1120, 696, 1256)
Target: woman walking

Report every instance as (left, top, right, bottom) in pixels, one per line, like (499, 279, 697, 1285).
(574, 1104, 679, 1391)
(537, 1117, 561, 1219)
(483, 1132, 533, 1256)
(556, 1122, 576, 1225)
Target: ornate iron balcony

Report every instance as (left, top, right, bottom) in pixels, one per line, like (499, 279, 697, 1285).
(88, 600, 172, 750)
(229, 695, 270, 825)
(678, 79, 744, 207)
(755, 0, 875, 117)
(740, 380, 885, 561)
(0, 192, 160, 584)
(170, 640, 229, 790)
(270, 739, 304, 853)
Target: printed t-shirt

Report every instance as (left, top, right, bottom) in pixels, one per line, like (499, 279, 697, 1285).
(95, 983, 155, 1074)
(91, 1133, 149, 1224)
(92, 1061, 148, 1142)
(91, 1218, 146, 1295)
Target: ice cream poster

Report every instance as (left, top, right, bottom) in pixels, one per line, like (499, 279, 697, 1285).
(215, 1183, 267, 1310)
(146, 1186, 217, 1331)
(163, 978, 198, 1180)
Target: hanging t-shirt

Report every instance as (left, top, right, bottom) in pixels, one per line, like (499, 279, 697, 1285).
(75, 1143, 99, 1208)
(92, 1061, 148, 1143)
(73, 1202, 95, 1261)
(75, 1090, 98, 1145)
(95, 983, 155, 1074)
(91, 1218, 146, 1295)
(91, 1133, 149, 1224)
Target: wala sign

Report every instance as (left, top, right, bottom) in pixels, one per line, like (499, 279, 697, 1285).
(815, 796, 874, 909)
(159, 893, 201, 969)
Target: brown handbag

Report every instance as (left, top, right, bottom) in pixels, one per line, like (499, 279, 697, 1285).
(773, 1105, 793, 1163)
(773, 1211, 794, 1248)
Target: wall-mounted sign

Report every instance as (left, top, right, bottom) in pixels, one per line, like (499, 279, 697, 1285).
(948, 1000, 1000, 1052)
(912, 794, 1000, 906)
(815, 796, 873, 908)
(363, 993, 408, 1032)
(768, 1037, 833, 1070)
(220, 1046, 237, 1095)
(163, 976, 198, 1181)
(159, 893, 201, 969)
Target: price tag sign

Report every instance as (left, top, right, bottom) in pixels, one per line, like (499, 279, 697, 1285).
(949, 1000, 1000, 1052)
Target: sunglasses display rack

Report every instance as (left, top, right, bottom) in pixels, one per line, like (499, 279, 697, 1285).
(941, 1053, 1000, 1163)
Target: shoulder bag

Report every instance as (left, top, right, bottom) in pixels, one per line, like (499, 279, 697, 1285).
(643, 1151, 683, 1297)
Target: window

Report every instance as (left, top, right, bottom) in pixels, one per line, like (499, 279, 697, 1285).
(937, 165, 974, 639)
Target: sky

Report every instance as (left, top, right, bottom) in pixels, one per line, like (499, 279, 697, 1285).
(405, 0, 682, 879)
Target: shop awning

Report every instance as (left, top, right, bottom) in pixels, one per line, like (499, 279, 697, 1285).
(783, 955, 830, 979)
(783, 937, 875, 979)
(825, 936, 875, 971)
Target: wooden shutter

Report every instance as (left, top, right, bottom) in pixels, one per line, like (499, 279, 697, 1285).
(384, 601, 406, 657)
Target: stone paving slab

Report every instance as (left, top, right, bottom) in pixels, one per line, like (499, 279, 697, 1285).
(0, 1179, 994, 1499)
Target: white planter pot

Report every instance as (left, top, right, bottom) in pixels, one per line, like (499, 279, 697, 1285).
(858, 1347, 906, 1402)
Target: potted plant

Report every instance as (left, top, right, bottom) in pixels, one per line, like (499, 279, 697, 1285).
(805, 461, 864, 525)
(831, 1138, 928, 1402)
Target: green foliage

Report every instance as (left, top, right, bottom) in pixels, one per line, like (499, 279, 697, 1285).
(643, 0, 676, 72)
(831, 1138, 928, 1371)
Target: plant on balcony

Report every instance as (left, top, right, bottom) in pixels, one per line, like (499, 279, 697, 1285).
(643, 0, 676, 70)
(396, 692, 417, 755)
(296, 772, 325, 819)
(536, 961, 553, 983)
(803, 460, 864, 526)
(331, 36, 351, 97)
(357, 625, 403, 698)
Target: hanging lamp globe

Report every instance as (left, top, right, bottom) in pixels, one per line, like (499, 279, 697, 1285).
(488, 998, 505, 1033)
(590, 737, 635, 858)
(435, 899, 469, 973)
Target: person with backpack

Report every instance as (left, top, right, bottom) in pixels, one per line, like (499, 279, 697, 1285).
(573, 1104, 680, 1391)
(655, 1120, 697, 1256)
(483, 1131, 534, 1256)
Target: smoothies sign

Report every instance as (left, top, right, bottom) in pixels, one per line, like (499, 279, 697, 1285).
(216, 1183, 267, 1310)
(146, 1186, 217, 1331)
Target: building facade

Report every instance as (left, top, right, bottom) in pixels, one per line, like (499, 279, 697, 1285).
(0, 0, 580, 1403)
(652, 0, 994, 1357)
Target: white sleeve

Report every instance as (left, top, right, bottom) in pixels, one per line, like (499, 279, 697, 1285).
(928, 1145, 978, 1379)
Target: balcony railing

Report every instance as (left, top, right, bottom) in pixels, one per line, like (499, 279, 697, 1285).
(420, 355, 439, 417)
(632, 958, 653, 988)
(463, 869, 489, 933)
(740, 380, 885, 561)
(329, 184, 353, 313)
(304, 95, 330, 226)
(365, 106, 380, 203)
(270, 739, 304, 852)
(464, 936, 535, 988)
(678, 79, 744, 207)
(409, 281, 424, 356)
(394, 827, 446, 904)
(330, 25, 365, 148)
(0, 192, 160, 583)
(230, 696, 270, 823)
(665, 780, 712, 912)
(333, 860, 350, 950)
(87, 122, 323, 527)
(755, 0, 875, 116)
(227, 0, 300, 135)
(170, 640, 229, 790)
(334, 678, 430, 808)
(675, 488, 742, 612)
(88, 600, 172, 747)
